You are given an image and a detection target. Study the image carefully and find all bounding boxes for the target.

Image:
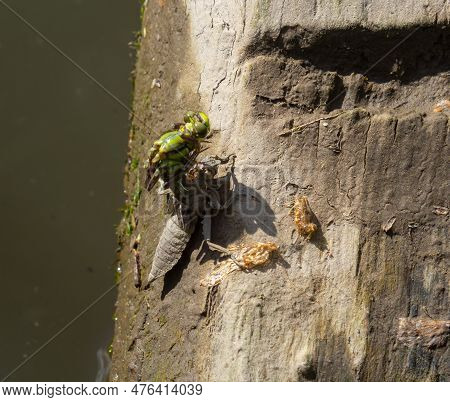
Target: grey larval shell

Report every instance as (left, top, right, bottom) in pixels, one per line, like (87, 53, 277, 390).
(147, 214, 197, 285)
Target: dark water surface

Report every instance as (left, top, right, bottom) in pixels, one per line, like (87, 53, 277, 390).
(0, 0, 139, 380)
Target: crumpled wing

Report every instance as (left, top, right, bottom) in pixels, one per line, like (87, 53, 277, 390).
(147, 213, 198, 285)
(145, 164, 158, 191)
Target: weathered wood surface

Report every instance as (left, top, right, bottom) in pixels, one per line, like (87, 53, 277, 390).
(111, 0, 449, 381)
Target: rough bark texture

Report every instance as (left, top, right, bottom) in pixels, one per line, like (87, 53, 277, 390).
(111, 0, 449, 381)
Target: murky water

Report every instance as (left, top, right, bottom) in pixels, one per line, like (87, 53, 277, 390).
(0, 0, 139, 381)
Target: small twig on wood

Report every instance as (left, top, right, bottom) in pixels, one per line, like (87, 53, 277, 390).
(423, 306, 435, 320)
(132, 234, 142, 289)
(279, 111, 347, 136)
(393, 101, 408, 109)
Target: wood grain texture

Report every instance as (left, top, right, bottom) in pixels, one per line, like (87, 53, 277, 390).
(110, 0, 449, 381)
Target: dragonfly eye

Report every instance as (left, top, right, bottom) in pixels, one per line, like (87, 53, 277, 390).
(193, 122, 208, 138)
(183, 111, 195, 123)
(198, 112, 210, 130)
